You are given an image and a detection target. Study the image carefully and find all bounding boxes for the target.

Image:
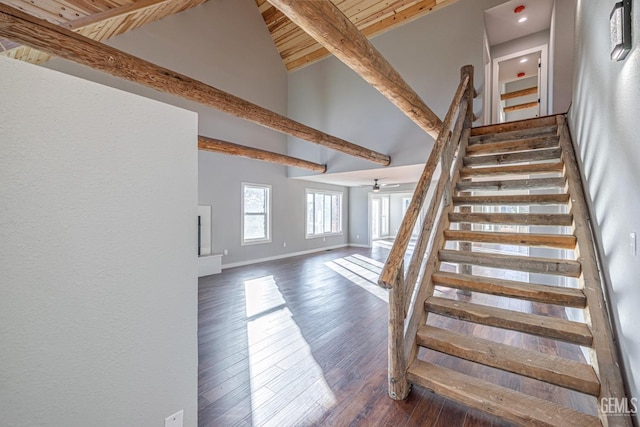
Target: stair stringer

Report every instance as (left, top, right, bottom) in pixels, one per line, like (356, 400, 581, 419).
(557, 115, 631, 427)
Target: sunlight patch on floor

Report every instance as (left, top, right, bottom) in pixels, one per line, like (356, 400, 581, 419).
(324, 256, 388, 303)
(244, 276, 335, 426)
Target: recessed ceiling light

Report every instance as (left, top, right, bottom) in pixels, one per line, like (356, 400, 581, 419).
(518, 16, 528, 23)
(520, 58, 528, 63)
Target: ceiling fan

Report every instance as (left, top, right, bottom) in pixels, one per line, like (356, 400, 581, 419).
(366, 178, 400, 192)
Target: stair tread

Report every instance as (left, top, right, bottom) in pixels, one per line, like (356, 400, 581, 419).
(457, 177, 566, 192)
(466, 135, 559, 156)
(470, 116, 558, 137)
(416, 325, 599, 395)
(448, 212, 574, 226)
(460, 162, 564, 178)
(425, 296, 593, 346)
(443, 230, 576, 249)
(453, 193, 570, 206)
(406, 360, 600, 427)
(439, 249, 582, 277)
(464, 147, 562, 167)
(431, 271, 586, 307)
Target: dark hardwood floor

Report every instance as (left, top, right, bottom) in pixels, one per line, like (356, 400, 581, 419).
(198, 244, 596, 426)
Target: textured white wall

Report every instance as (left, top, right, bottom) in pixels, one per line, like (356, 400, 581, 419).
(0, 56, 198, 426)
(569, 0, 640, 401)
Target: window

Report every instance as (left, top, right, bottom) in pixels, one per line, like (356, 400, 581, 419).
(242, 183, 271, 245)
(306, 189, 342, 238)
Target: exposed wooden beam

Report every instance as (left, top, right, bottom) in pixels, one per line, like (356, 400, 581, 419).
(503, 101, 539, 113)
(266, 0, 444, 139)
(500, 86, 537, 101)
(198, 136, 326, 172)
(0, 4, 390, 166)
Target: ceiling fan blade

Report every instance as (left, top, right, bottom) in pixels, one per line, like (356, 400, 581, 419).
(381, 183, 400, 188)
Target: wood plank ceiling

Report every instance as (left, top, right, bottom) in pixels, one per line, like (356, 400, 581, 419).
(0, 0, 209, 64)
(256, 0, 459, 71)
(1, 0, 459, 71)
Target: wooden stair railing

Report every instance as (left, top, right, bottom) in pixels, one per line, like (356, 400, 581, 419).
(377, 64, 475, 399)
(379, 111, 632, 426)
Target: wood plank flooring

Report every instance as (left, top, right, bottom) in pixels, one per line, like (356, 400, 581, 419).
(198, 245, 595, 426)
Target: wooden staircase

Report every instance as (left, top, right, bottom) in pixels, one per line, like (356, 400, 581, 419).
(378, 81, 631, 427)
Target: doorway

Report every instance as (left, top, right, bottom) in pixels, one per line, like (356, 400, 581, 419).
(492, 44, 548, 123)
(370, 195, 390, 241)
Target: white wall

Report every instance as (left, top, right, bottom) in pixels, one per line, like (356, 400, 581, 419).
(44, 0, 348, 266)
(287, 0, 506, 179)
(550, 0, 577, 114)
(491, 30, 551, 61)
(0, 56, 198, 426)
(569, 0, 640, 401)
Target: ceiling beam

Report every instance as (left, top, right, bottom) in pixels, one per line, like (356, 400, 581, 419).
(0, 4, 390, 166)
(198, 136, 326, 172)
(266, 0, 443, 139)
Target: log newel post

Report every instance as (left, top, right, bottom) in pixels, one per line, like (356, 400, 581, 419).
(388, 261, 409, 400)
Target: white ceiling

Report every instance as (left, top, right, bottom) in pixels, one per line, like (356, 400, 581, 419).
(498, 51, 541, 83)
(484, 0, 554, 46)
(293, 164, 427, 188)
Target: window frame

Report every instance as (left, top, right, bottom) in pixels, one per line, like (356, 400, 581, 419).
(305, 189, 343, 239)
(241, 182, 272, 246)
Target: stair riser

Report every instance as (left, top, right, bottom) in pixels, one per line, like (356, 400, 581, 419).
(456, 177, 566, 192)
(439, 251, 581, 277)
(448, 213, 574, 227)
(464, 148, 562, 167)
(417, 326, 600, 396)
(425, 300, 593, 346)
(460, 162, 564, 178)
(466, 136, 559, 156)
(432, 272, 586, 307)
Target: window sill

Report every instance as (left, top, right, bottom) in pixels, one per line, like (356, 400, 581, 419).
(241, 239, 272, 246)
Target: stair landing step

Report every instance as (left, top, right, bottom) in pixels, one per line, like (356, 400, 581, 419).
(425, 296, 593, 346)
(460, 162, 564, 178)
(469, 125, 558, 145)
(431, 271, 586, 307)
(457, 177, 566, 192)
(464, 148, 562, 167)
(406, 360, 600, 427)
(448, 212, 573, 226)
(443, 230, 576, 249)
(439, 249, 581, 277)
(416, 326, 599, 396)
(466, 136, 559, 156)
(454, 193, 570, 206)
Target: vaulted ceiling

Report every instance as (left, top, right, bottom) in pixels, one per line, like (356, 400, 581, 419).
(1, 0, 459, 70)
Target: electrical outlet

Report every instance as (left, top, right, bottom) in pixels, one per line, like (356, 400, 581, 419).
(283, 242, 287, 248)
(631, 233, 637, 256)
(223, 249, 228, 256)
(356, 234, 360, 239)
(165, 410, 183, 427)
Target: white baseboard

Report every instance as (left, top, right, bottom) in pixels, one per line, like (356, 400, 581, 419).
(348, 243, 370, 248)
(222, 244, 349, 270)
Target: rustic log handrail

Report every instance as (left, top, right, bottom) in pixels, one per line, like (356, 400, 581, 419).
(379, 65, 474, 401)
(378, 68, 472, 290)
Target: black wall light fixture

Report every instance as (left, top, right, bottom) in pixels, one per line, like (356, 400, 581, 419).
(610, 0, 632, 61)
